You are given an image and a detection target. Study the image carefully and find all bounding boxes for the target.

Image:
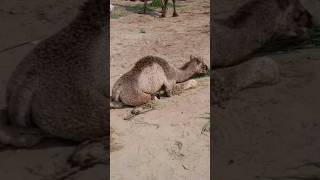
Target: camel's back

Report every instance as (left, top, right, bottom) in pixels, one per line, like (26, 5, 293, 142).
(134, 56, 176, 80)
(134, 56, 176, 93)
(137, 63, 167, 93)
(31, 30, 108, 141)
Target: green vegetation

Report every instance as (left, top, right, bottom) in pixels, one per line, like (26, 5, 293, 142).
(150, 0, 166, 8)
(192, 67, 211, 80)
(111, 10, 128, 19)
(139, 28, 146, 33)
(127, 0, 173, 14)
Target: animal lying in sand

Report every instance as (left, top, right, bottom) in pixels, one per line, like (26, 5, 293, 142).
(0, 0, 108, 169)
(212, 0, 313, 104)
(111, 55, 208, 110)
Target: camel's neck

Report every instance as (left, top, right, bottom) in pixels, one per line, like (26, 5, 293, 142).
(175, 65, 196, 83)
(213, 14, 276, 68)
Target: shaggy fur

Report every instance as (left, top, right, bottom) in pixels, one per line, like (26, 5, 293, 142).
(0, 0, 109, 147)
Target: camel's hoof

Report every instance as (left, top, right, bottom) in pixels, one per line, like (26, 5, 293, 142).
(124, 113, 135, 120)
(172, 13, 178, 17)
(68, 141, 107, 168)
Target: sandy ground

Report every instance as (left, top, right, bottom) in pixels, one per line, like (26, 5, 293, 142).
(214, 49, 320, 179)
(0, 0, 210, 179)
(213, 0, 320, 179)
(110, 0, 210, 179)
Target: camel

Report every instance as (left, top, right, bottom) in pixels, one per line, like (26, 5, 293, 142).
(111, 55, 208, 119)
(212, 0, 313, 103)
(143, 0, 178, 17)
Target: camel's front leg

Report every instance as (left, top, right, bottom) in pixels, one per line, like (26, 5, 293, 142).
(163, 79, 176, 97)
(215, 56, 280, 101)
(161, 0, 168, 17)
(159, 0, 165, 13)
(143, 0, 148, 14)
(123, 102, 156, 120)
(171, 79, 198, 95)
(172, 0, 178, 17)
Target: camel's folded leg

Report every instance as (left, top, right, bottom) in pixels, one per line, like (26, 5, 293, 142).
(168, 79, 199, 96)
(50, 137, 109, 180)
(123, 80, 198, 120)
(215, 56, 280, 101)
(0, 125, 47, 147)
(0, 108, 49, 147)
(124, 102, 155, 120)
(177, 79, 198, 90)
(68, 137, 108, 168)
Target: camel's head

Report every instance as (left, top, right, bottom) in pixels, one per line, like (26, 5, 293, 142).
(273, 0, 313, 41)
(189, 55, 209, 75)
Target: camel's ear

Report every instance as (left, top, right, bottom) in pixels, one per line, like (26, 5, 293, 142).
(190, 55, 195, 60)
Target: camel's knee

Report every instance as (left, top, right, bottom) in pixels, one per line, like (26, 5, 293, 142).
(0, 125, 44, 147)
(163, 80, 176, 96)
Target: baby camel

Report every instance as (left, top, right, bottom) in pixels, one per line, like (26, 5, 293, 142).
(111, 55, 208, 112)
